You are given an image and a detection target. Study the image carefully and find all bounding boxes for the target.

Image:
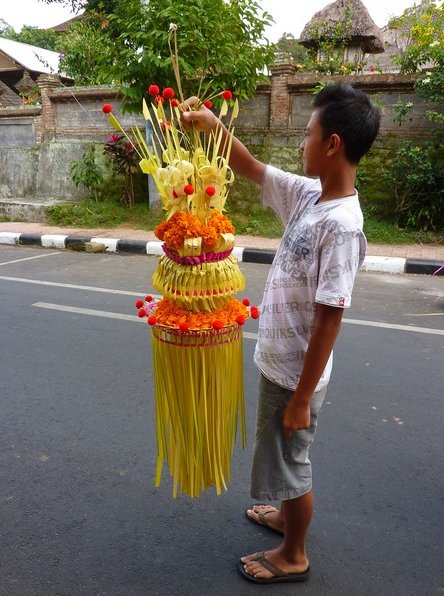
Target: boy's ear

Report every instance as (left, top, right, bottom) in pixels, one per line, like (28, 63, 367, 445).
(326, 133, 341, 157)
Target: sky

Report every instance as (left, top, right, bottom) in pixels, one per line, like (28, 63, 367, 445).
(1, 0, 419, 40)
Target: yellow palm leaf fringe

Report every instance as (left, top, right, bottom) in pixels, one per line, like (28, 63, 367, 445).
(151, 324, 246, 498)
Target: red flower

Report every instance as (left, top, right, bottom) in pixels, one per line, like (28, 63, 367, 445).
(170, 98, 180, 107)
(161, 121, 171, 131)
(135, 299, 144, 309)
(162, 87, 175, 99)
(221, 90, 232, 101)
(148, 315, 157, 325)
(148, 84, 160, 96)
(250, 306, 259, 319)
(102, 104, 113, 113)
(154, 95, 165, 104)
(138, 308, 146, 318)
(212, 320, 223, 331)
(204, 100, 213, 109)
(242, 298, 250, 306)
(205, 186, 216, 196)
(145, 295, 153, 302)
(172, 190, 179, 199)
(236, 315, 246, 326)
(179, 321, 190, 332)
(184, 184, 194, 195)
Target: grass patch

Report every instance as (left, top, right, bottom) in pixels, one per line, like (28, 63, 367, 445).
(226, 204, 284, 237)
(45, 197, 443, 245)
(47, 199, 164, 230)
(363, 213, 443, 245)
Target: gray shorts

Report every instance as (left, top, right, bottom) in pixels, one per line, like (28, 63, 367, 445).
(250, 374, 327, 502)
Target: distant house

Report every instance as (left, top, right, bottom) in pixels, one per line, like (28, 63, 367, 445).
(299, 0, 384, 70)
(0, 37, 72, 105)
(51, 15, 84, 34)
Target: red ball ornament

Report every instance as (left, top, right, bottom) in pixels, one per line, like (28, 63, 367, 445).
(212, 320, 223, 331)
(148, 315, 157, 325)
(236, 315, 246, 326)
(137, 308, 146, 318)
(154, 95, 165, 104)
(135, 299, 144, 309)
(179, 321, 190, 332)
(242, 298, 250, 306)
(145, 295, 153, 302)
(221, 90, 233, 101)
(102, 104, 113, 114)
(162, 87, 175, 99)
(170, 98, 180, 107)
(148, 84, 160, 96)
(184, 184, 194, 196)
(204, 100, 213, 109)
(205, 186, 216, 197)
(250, 306, 259, 319)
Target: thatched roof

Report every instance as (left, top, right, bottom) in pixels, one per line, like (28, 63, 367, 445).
(299, 0, 384, 54)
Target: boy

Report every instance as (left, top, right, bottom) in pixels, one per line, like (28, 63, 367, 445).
(183, 82, 381, 584)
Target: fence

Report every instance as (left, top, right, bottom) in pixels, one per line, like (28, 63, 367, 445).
(0, 68, 439, 203)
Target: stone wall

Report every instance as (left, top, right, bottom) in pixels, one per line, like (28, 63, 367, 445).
(0, 70, 441, 203)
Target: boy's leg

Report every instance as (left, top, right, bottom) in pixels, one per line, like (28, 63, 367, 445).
(241, 491, 312, 578)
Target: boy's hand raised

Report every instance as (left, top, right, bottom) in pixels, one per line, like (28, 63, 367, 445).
(181, 97, 221, 133)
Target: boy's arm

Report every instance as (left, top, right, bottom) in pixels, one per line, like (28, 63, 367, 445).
(182, 98, 266, 185)
(283, 303, 344, 437)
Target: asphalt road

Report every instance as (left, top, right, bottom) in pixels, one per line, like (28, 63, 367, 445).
(1, 245, 443, 596)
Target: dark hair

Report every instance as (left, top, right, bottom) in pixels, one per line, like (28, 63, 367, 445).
(313, 82, 381, 163)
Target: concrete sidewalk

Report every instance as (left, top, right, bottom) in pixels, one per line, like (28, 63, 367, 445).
(1, 221, 443, 275)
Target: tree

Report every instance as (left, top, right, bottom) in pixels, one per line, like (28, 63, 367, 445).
(383, 0, 444, 230)
(394, 0, 444, 121)
(2, 25, 60, 51)
(0, 19, 15, 37)
(59, 14, 115, 85)
(56, 0, 274, 109)
(273, 33, 312, 68)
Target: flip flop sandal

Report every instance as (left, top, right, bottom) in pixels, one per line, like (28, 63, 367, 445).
(245, 506, 284, 535)
(238, 551, 310, 584)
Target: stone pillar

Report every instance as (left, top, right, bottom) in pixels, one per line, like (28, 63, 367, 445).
(269, 63, 296, 130)
(36, 74, 62, 142)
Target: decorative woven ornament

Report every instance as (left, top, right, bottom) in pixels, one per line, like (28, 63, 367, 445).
(105, 24, 259, 497)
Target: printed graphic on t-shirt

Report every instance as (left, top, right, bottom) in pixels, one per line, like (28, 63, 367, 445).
(255, 165, 366, 392)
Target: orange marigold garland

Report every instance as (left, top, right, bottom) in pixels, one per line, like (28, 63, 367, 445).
(104, 24, 259, 498)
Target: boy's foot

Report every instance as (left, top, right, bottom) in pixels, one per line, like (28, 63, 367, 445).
(239, 549, 310, 583)
(245, 505, 284, 535)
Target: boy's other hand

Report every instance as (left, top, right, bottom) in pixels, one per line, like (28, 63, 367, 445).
(181, 97, 220, 133)
(283, 400, 311, 438)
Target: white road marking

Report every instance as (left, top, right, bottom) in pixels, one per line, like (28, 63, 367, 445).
(31, 302, 259, 339)
(0, 252, 61, 266)
(33, 302, 141, 322)
(31, 303, 444, 338)
(343, 317, 444, 336)
(0, 274, 157, 297)
(2, 275, 443, 337)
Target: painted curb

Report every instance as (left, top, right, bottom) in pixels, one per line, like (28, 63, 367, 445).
(361, 256, 406, 274)
(0, 232, 443, 275)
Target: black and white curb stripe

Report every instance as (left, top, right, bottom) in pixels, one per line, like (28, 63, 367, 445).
(0, 231, 442, 274)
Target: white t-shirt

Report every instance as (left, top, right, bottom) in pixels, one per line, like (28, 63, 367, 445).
(253, 165, 367, 392)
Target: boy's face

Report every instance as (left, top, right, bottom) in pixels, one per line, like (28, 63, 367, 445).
(300, 108, 329, 177)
